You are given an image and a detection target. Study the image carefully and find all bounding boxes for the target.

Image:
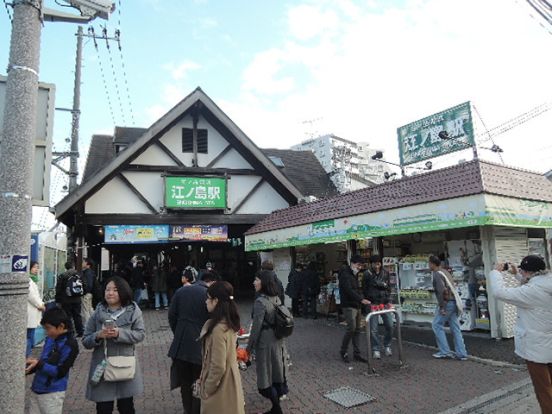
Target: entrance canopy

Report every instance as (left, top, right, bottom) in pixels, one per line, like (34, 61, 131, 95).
(245, 160, 552, 251)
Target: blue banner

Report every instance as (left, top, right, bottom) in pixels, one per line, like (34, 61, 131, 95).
(104, 225, 170, 244)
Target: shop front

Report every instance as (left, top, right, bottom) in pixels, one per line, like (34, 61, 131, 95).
(245, 160, 552, 338)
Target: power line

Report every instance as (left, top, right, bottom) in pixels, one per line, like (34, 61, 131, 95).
(102, 25, 127, 125)
(472, 105, 505, 164)
(3, 0, 12, 22)
(90, 26, 117, 125)
(115, 30, 136, 125)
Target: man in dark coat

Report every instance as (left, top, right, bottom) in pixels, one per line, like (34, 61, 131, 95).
(55, 262, 84, 337)
(338, 255, 370, 363)
(363, 255, 393, 359)
(168, 271, 218, 414)
(285, 263, 303, 316)
(302, 262, 320, 319)
(130, 261, 146, 306)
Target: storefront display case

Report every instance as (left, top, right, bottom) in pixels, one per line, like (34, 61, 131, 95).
(398, 255, 437, 322)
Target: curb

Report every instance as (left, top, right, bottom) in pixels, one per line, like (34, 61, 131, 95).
(436, 377, 533, 414)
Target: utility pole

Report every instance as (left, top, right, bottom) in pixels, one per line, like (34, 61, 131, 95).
(0, 0, 42, 412)
(66, 26, 84, 264)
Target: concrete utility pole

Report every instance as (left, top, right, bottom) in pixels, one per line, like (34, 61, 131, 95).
(66, 26, 84, 263)
(0, 0, 42, 412)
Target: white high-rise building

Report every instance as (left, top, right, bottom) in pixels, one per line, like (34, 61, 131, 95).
(291, 134, 392, 193)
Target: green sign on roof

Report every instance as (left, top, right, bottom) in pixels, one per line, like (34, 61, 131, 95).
(165, 176, 226, 209)
(397, 101, 474, 166)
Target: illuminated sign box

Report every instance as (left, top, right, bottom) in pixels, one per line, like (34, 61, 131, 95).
(170, 225, 228, 242)
(104, 225, 170, 244)
(165, 176, 227, 209)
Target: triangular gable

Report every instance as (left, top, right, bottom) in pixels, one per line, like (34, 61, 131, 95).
(55, 87, 302, 220)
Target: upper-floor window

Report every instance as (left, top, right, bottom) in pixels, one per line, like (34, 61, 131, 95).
(182, 128, 208, 153)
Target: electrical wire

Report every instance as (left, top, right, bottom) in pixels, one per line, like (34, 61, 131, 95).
(103, 25, 127, 125)
(115, 0, 136, 125)
(3, 0, 12, 22)
(93, 30, 117, 125)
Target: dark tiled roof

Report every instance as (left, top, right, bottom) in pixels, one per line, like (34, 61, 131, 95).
(246, 160, 552, 235)
(261, 149, 338, 199)
(82, 135, 114, 183)
(113, 127, 147, 144)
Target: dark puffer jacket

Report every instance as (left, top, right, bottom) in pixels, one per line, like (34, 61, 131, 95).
(338, 265, 364, 308)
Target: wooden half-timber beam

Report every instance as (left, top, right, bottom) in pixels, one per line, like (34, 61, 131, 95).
(85, 213, 266, 225)
(232, 178, 265, 214)
(154, 140, 185, 168)
(117, 173, 158, 214)
(206, 144, 232, 168)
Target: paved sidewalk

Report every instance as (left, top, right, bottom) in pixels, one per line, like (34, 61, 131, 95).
(27, 307, 533, 413)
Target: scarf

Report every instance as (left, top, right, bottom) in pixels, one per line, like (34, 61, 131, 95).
(29, 273, 38, 284)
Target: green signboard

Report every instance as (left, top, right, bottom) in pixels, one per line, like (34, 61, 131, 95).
(397, 101, 474, 166)
(165, 176, 226, 209)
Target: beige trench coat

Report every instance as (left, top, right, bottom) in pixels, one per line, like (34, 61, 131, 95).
(199, 321, 245, 414)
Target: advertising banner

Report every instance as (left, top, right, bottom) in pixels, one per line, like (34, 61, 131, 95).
(398, 101, 474, 166)
(170, 225, 228, 242)
(245, 194, 552, 251)
(165, 176, 227, 209)
(104, 225, 170, 244)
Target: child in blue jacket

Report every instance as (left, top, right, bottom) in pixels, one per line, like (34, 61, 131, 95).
(26, 307, 79, 414)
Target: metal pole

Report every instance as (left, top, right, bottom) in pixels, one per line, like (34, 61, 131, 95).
(66, 26, 83, 264)
(0, 1, 42, 412)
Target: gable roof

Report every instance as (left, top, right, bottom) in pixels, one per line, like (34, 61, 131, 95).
(246, 159, 552, 235)
(113, 127, 147, 144)
(82, 134, 114, 183)
(55, 87, 303, 220)
(261, 148, 338, 199)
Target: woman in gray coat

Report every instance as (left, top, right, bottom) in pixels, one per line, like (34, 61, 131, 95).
(83, 276, 145, 414)
(246, 270, 288, 414)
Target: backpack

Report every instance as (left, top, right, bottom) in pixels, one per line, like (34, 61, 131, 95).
(271, 301, 294, 339)
(65, 273, 84, 297)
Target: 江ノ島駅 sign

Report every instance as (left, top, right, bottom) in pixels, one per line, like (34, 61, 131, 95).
(397, 101, 474, 166)
(165, 176, 227, 209)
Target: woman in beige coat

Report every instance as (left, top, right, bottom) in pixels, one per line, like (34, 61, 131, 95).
(199, 281, 245, 414)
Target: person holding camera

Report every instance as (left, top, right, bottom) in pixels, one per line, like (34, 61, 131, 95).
(489, 255, 552, 414)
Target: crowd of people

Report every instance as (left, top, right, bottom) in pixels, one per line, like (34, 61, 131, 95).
(23, 252, 552, 414)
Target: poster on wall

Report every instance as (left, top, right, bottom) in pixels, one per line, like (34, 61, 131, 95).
(165, 176, 227, 209)
(104, 225, 170, 244)
(397, 101, 474, 166)
(170, 225, 228, 242)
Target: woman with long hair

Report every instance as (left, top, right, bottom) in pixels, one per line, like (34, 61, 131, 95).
(246, 270, 288, 414)
(199, 281, 245, 414)
(27, 261, 45, 357)
(83, 276, 145, 414)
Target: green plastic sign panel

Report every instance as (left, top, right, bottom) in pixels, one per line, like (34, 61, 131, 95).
(165, 176, 226, 209)
(397, 101, 474, 166)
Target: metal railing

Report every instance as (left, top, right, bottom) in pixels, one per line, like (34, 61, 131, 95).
(365, 308, 405, 374)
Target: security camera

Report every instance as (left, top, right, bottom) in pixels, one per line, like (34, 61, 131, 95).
(60, 0, 115, 20)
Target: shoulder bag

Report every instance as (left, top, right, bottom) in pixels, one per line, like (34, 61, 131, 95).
(103, 308, 136, 382)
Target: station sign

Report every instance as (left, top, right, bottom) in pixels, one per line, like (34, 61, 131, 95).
(397, 101, 474, 166)
(165, 176, 227, 209)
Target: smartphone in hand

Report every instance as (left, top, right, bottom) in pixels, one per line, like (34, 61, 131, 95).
(103, 319, 115, 330)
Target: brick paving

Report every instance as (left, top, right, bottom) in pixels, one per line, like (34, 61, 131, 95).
(26, 304, 531, 414)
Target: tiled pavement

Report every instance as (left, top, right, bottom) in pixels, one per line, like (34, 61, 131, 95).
(27, 305, 534, 414)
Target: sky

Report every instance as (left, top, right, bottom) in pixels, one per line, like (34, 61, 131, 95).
(1, 0, 552, 229)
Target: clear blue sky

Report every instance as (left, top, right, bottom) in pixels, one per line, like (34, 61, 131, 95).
(1, 0, 552, 229)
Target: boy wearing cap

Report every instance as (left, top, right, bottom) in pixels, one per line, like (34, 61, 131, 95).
(338, 255, 371, 363)
(489, 255, 552, 413)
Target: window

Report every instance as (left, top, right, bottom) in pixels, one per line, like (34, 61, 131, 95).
(268, 156, 285, 167)
(182, 128, 208, 153)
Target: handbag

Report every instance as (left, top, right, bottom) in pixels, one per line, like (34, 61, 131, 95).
(103, 339, 136, 382)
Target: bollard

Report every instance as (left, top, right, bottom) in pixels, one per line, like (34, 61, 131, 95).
(365, 308, 405, 375)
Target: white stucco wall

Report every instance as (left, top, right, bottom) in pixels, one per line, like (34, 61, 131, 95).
(85, 176, 152, 214)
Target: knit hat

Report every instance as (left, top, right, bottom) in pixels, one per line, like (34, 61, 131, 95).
(519, 255, 546, 272)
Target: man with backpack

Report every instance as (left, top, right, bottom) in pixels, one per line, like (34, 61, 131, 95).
(55, 262, 84, 337)
(81, 258, 101, 325)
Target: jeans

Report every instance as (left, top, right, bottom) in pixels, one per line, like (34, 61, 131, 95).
(26, 328, 35, 357)
(155, 292, 168, 309)
(302, 294, 317, 318)
(369, 311, 393, 351)
(96, 397, 135, 414)
(432, 300, 468, 358)
(341, 307, 362, 357)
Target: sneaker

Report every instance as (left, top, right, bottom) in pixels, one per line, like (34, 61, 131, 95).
(384, 347, 392, 357)
(432, 353, 451, 359)
(353, 355, 368, 363)
(456, 355, 468, 361)
(340, 352, 350, 363)
(372, 351, 381, 359)
(279, 394, 288, 401)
